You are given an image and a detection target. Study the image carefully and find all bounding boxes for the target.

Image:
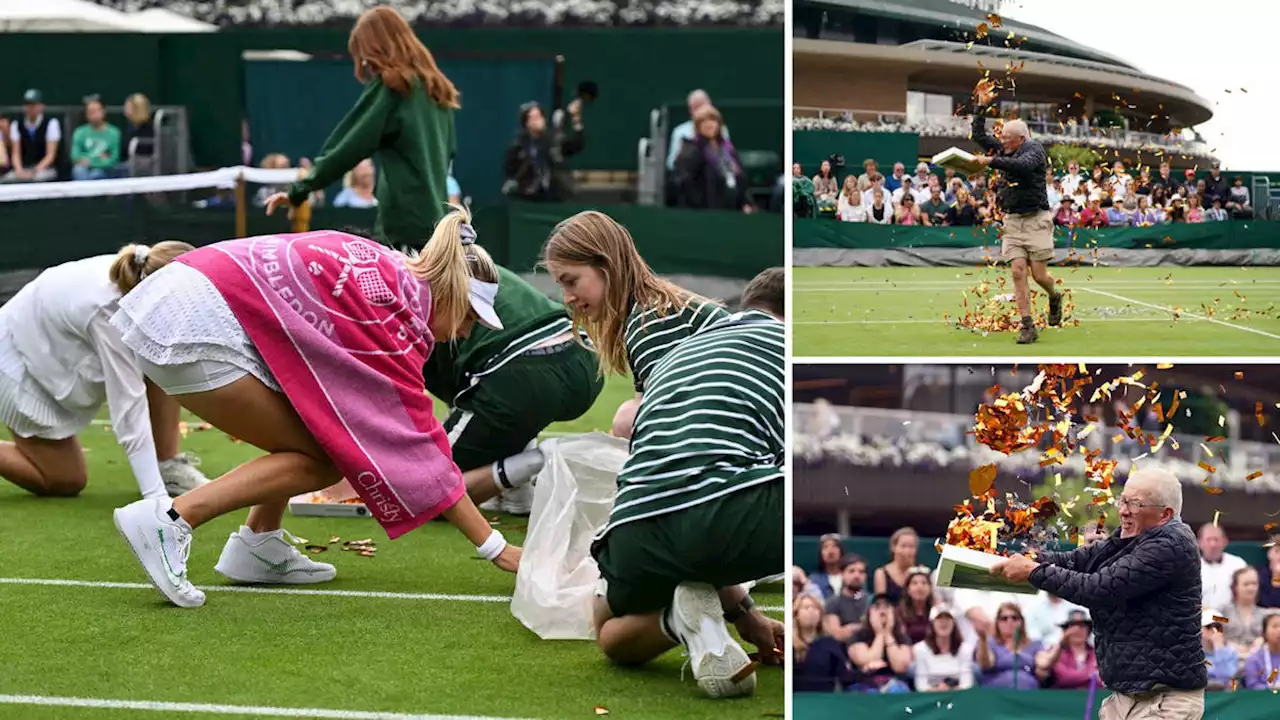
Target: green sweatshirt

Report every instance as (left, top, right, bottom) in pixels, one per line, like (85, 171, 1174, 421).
(289, 77, 455, 247)
(71, 123, 121, 169)
(423, 266, 577, 405)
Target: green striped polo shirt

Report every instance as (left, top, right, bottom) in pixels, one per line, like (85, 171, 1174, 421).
(625, 298, 728, 393)
(599, 309, 784, 537)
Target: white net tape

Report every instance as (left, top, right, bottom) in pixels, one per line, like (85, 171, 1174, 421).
(0, 167, 302, 203)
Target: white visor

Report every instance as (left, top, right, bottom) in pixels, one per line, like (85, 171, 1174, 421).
(469, 279, 502, 330)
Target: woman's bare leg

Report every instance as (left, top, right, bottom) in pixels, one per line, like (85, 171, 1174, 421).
(0, 432, 87, 496)
(166, 375, 338, 529)
(147, 380, 183, 462)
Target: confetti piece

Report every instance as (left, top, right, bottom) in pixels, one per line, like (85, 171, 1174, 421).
(1205, 487, 1225, 495)
(1235, 371, 1245, 379)
(304, 545, 329, 554)
(1213, 511, 1221, 527)
(1157, 363, 1174, 369)
(1246, 471, 1264, 481)
(594, 707, 609, 716)
(328, 536, 340, 544)
(969, 464, 998, 496)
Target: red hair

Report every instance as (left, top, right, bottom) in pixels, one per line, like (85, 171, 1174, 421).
(348, 6, 459, 109)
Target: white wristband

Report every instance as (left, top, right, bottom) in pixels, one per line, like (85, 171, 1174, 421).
(477, 529, 507, 561)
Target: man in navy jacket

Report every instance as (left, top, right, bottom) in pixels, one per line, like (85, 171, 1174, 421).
(993, 468, 1207, 719)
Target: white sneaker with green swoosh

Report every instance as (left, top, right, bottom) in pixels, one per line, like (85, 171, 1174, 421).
(113, 497, 205, 608)
(214, 526, 336, 585)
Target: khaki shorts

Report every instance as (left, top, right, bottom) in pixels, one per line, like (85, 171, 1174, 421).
(1099, 687, 1204, 720)
(1001, 209, 1055, 262)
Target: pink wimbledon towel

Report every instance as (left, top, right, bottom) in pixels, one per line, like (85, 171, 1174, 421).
(178, 231, 464, 539)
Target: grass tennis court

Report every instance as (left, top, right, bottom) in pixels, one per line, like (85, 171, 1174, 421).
(0, 375, 783, 720)
(794, 266, 1280, 356)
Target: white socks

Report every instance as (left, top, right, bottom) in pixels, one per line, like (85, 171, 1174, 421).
(491, 447, 545, 492)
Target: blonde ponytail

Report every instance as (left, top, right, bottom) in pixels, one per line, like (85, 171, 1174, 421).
(405, 205, 498, 338)
(109, 240, 197, 295)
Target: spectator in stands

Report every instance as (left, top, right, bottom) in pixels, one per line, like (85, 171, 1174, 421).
(873, 527, 919, 604)
(856, 158, 878, 191)
(837, 182, 867, 223)
(1059, 161, 1084, 196)
(1110, 160, 1132, 199)
(1201, 611, 1239, 690)
(71, 96, 122, 181)
(1036, 610, 1097, 690)
(1079, 197, 1107, 228)
(897, 566, 935, 644)
(794, 593, 856, 692)
(867, 188, 892, 225)
(811, 533, 847, 600)
(1132, 167, 1152, 197)
(890, 177, 913, 207)
(849, 593, 913, 693)
(823, 554, 869, 643)
(3, 89, 60, 183)
(1228, 178, 1253, 219)
(1200, 523, 1248, 610)
(1260, 538, 1280, 608)
(0, 118, 8, 175)
(920, 187, 949, 227)
(1242, 612, 1280, 690)
(666, 89, 728, 171)
(884, 161, 906, 192)
(505, 100, 584, 203)
(1151, 185, 1169, 209)
(121, 93, 155, 174)
(1223, 567, 1266, 655)
(1181, 196, 1203, 223)
(912, 162, 932, 188)
(1102, 198, 1126, 227)
(1046, 177, 1063, 208)
(1152, 162, 1176, 194)
(1206, 198, 1228, 222)
(946, 188, 978, 226)
(1131, 196, 1162, 226)
(255, 153, 293, 206)
(975, 601, 1043, 690)
(1204, 163, 1229, 208)
(333, 159, 378, 208)
(812, 160, 838, 214)
(794, 566, 823, 602)
(1025, 592, 1084, 647)
(945, 177, 964, 204)
(672, 105, 751, 213)
(1053, 198, 1078, 227)
(913, 605, 973, 691)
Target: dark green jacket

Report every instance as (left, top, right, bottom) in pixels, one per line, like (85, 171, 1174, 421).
(290, 77, 455, 246)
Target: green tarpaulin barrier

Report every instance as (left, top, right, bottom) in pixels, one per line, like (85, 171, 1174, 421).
(0, 199, 781, 281)
(795, 688, 1275, 719)
(792, 131, 920, 182)
(793, 219, 1280, 250)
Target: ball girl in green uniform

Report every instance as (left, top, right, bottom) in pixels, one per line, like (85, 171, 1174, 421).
(542, 211, 785, 699)
(265, 6, 458, 245)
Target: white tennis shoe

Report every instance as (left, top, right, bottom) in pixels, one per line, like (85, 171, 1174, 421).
(669, 582, 757, 698)
(214, 526, 336, 585)
(113, 497, 205, 608)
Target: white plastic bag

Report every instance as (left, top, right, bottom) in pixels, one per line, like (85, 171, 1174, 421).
(512, 431, 629, 640)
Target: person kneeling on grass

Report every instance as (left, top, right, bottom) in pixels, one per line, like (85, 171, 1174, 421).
(544, 211, 784, 698)
(0, 243, 210, 500)
(110, 207, 521, 609)
(424, 263, 604, 515)
(609, 264, 784, 441)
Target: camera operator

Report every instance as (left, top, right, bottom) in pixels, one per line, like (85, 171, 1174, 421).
(502, 98, 584, 202)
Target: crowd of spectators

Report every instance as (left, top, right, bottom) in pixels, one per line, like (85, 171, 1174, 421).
(1, 89, 156, 183)
(793, 525, 1280, 694)
(662, 89, 754, 213)
(795, 155, 1258, 227)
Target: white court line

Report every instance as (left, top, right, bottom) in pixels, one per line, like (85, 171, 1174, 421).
(794, 316, 1190, 326)
(0, 694, 532, 720)
(0, 577, 784, 612)
(1077, 287, 1280, 341)
(87, 420, 576, 437)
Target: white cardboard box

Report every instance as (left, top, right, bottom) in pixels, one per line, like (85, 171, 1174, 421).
(931, 146, 986, 176)
(934, 544, 1038, 595)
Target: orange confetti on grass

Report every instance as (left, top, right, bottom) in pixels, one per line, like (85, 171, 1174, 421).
(970, 464, 998, 496)
(594, 706, 610, 716)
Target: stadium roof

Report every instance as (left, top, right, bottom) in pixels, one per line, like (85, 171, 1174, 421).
(801, 0, 1137, 70)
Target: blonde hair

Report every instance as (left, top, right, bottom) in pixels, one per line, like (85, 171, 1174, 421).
(404, 205, 498, 339)
(124, 93, 151, 126)
(109, 241, 195, 295)
(792, 594, 825, 662)
(542, 211, 699, 378)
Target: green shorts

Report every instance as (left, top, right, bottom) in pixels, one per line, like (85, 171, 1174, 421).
(443, 341, 603, 471)
(592, 479, 783, 617)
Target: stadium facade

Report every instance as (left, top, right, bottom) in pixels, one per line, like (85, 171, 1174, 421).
(793, 0, 1216, 168)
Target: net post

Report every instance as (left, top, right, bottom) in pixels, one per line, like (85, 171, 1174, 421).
(235, 171, 247, 238)
(293, 196, 312, 233)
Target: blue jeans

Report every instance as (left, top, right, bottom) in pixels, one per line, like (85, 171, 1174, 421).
(72, 165, 107, 181)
